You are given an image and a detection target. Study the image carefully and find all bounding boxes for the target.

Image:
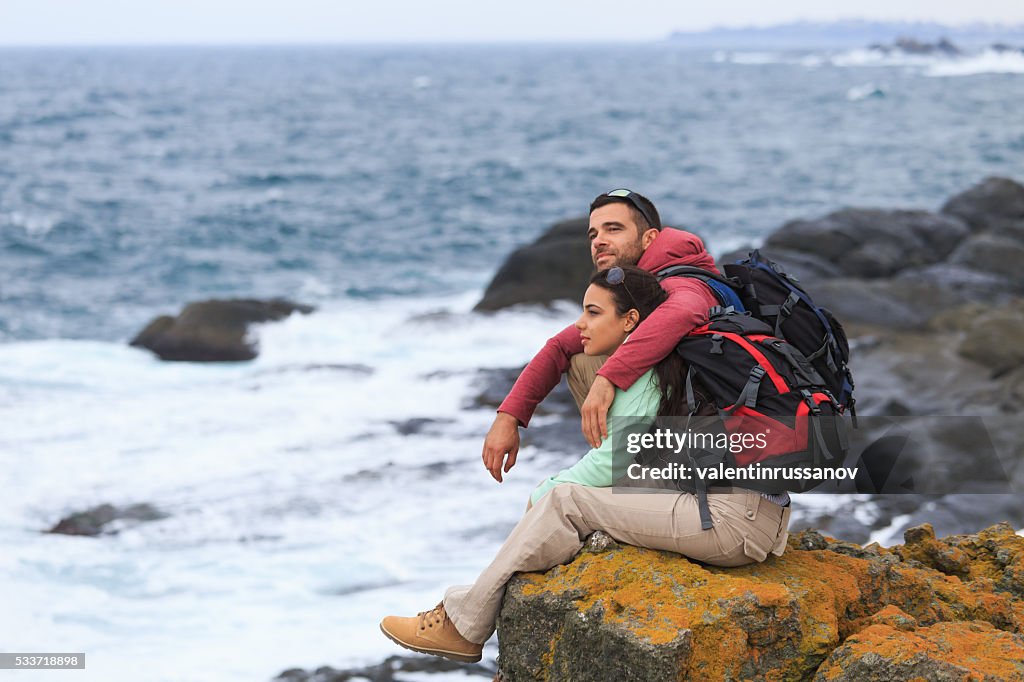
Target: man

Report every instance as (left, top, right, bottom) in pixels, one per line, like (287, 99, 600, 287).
(482, 189, 720, 481)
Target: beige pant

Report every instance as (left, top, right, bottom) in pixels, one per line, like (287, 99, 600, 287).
(566, 353, 608, 410)
(444, 483, 791, 644)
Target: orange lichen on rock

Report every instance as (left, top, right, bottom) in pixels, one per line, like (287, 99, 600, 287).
(814, 620, 1024, 681)
(499, 523, 1024, 681)
(865, 604, 919, 631)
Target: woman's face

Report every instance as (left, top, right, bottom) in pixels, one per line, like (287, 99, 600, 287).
(575, 284, 638, 356)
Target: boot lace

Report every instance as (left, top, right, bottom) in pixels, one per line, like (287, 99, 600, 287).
(417, 602, 446, 630)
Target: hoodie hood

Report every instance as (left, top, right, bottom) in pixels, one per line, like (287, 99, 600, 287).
(636, 227, 719, 274)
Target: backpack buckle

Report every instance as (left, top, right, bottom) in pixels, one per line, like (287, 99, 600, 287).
(710, 334, 724, 355)
(822, 389, 840, 410)
(780, 292, 799, 317)
(800, 389, 821, 415)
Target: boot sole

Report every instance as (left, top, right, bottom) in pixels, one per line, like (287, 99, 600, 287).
(378, 622, 483, 663)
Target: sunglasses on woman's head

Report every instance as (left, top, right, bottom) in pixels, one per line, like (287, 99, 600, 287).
(605, 266, 639, 311)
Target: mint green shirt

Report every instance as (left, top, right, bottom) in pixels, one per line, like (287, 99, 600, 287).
(530, 369, 660, 506)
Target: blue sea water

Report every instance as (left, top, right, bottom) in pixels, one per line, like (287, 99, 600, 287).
(1, 45, 1023, 681)
(2, 45, 1023, 341)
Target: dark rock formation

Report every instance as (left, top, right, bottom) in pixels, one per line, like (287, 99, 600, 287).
(388, 417, 456, 436)
(273, 654, 495, 681)
(474, 217, 592, 311)
(723, 177, 1024, 328)
(991, 43, 1024, 55)
(497, 523, 1024, 681)
(47, 503, 168, 536)
(930, 299, 1024, 376)
(763, 209, 969, 279)
(869, 37, 962, 55)
(941, 175, 1024, 235)
(130, 298, 314, 362)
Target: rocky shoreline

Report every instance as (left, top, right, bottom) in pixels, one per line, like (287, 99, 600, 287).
(111, 176, 1024, 679)
(497, 523, 1024, 681)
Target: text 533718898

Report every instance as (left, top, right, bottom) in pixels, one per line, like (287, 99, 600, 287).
(0, 653, 85, 669)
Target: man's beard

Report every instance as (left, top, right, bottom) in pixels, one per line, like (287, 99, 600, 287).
(594, 241, 644, 270)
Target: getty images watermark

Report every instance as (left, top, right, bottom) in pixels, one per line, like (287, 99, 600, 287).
(623, 427, 858, 485)
(607, 414, 1021, 495)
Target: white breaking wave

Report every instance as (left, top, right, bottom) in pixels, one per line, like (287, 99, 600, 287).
(926, 49, 1024, 76)
(831, 46, 1024, 76)
(829, 48, 937, 68)
(846, 82, 887, 101)
(715, 46, 1024, 77)
(711, 51, 814, 66)
(0, 292, 579, 681)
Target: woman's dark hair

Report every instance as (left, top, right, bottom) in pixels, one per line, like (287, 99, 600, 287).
(589, 266, 689, 416)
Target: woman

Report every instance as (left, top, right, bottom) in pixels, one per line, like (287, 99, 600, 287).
(380, 266, 791, 663)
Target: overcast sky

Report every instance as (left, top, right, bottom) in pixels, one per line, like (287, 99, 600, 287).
(1, 0, 1023, 46)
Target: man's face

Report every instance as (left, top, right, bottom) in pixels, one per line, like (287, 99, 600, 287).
(588, 202, 654, 270)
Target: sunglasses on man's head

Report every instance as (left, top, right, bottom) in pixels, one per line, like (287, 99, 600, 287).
(604, 189, 658, 231)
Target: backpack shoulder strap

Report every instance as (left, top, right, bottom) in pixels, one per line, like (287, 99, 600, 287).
(656, 265, 747, 314)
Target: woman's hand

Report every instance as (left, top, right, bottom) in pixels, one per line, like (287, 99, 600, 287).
(482, 412, 521, 482)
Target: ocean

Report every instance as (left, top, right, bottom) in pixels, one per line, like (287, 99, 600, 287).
(1, 44, 1023, 681)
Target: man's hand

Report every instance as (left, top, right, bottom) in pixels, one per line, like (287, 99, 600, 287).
(581, 375, 616, 449)
(482, 412, 521, 482)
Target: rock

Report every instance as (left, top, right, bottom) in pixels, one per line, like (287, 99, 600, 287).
(388, 418, 456, 436)
(474, 218, 592, 311)
(896, 263, 1016, 302)
(47, 503, 168, 536)
(496, 523, 1024, 681)
(869, 37, 962, 56)
(948, 233, 1024, 287)
(941, 176, 1024, 235)
(894, 37, 962, 56)
(807, 277, 970, 328)
(865, 604, 918, 631)
(927, 299, 1024, 376)
(897, 523, 972, 578)
(717, 247, 837, 285)
(955, 302, 1024, 376)
(582, 530, 619, 554)
(130, 298, 314, 362)
(812, 621, 1024, 681)
(273, 654, 495, 681)
(764, 209, 969, 279)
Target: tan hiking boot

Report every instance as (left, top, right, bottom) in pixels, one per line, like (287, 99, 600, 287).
(380, 602, 483, 663)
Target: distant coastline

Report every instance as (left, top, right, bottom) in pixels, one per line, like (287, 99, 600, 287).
(667, 19, 1024, 49)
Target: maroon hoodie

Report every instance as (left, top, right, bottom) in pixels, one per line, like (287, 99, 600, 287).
(498, 227, 720, 427)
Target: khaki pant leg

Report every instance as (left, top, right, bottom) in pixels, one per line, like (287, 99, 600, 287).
(696, 491, 792, 567)
(443, 484, 788, 643)
(567, 353, 608, 411)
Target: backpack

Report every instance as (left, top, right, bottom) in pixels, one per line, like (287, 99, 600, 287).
(647, 251, 853, 529)
(658, 249, 855, 417)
